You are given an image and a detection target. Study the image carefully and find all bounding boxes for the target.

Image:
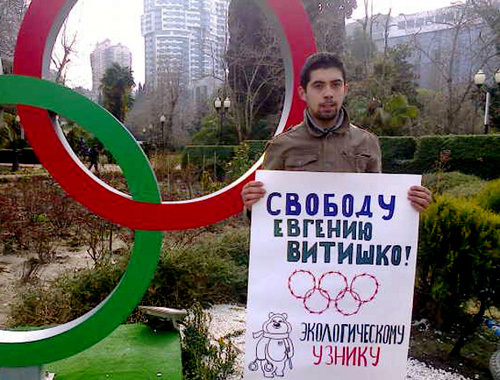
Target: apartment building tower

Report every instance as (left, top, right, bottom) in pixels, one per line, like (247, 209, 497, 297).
(358, 5, 500, 91)
(141, 0, 230, 89)
(90, 39, 132, 100)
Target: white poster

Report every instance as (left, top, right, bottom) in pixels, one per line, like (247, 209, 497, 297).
(245, 170, 421, 380)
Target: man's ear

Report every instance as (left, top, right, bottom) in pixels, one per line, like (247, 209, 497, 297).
(298, 86, 306, 102)
(344, 83, 349, 96)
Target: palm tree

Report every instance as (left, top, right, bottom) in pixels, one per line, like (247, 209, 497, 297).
(99, 63, 135, 122)
(0, 113, 21, 171)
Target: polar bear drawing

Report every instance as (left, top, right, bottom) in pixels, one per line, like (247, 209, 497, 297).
(248, 312, 294, 378)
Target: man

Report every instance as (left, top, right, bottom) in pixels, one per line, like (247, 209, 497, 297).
(241, 52, 432, 212)
(88, 145, 100, 174)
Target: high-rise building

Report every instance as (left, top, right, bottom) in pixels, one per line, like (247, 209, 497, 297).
(141, 0, 230, 89)
(348, 5, 500, 92)
(90, 39, 132, 100)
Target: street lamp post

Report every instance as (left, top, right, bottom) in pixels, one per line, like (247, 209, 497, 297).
(11, 115, 21, 172)
(160, 115, 166, 150)
(214, 96, 230, 144)
(148, 123, 154, 147)
(474, 69, 500, 134)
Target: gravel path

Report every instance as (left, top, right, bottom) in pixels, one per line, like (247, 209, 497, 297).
(207, 304, 472, 380)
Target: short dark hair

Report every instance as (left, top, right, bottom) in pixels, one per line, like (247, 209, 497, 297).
(300, 52, 347, 89)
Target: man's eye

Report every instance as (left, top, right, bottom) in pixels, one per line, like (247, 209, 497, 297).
(333, 82, 343, 88)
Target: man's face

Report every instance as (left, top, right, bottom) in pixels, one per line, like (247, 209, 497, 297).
(298, 67, 348, 127)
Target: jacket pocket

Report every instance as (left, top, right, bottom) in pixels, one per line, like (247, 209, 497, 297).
(284, 153, 318, 171)
(342, 151, 372, 172)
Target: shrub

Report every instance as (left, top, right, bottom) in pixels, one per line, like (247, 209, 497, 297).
(141, 227, 249, 309)
(422, 171, 485, 195)
(9, 225, 250, 326)
(9, 257, 126, 327)
(474, 178, 500, 214)
(181, 146, 236, 172)
(224, 142, 254, 182)
(416, 196, 500, 328)
(181, 303, 238, 380)
(243, 140, 267, 160)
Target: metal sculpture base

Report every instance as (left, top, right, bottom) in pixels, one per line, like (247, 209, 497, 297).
(0, 366, 52, 380)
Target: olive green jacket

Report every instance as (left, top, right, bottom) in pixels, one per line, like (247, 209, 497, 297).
(263, 109, 382, 173)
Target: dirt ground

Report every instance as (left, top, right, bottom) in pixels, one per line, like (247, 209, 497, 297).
(0, 245, 95, 328)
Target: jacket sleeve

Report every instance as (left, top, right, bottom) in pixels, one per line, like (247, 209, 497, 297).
(262, 138, 285, 170)
(366, 135, 382, 173)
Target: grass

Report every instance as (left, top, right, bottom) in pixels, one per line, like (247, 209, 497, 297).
(45, 324, 182, 380)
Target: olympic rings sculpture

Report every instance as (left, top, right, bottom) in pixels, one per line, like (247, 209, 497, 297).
(0, 0, 317, 368)
(288, 270, 380, 316)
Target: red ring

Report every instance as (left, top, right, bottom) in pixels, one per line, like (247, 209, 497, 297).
(350, 273, 379, 303)
(334, 289, 363, 317)
(302, 287, 330, 315)
(318, 271, 348, 302)
(13, 0, 317, 231)
(288, 269, 316, 299)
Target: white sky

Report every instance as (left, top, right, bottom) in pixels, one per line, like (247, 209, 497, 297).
(56, 0, 459, 90)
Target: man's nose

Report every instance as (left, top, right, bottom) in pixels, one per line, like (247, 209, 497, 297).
(324, 84, 336, 96)
(324, 87, 334, 98)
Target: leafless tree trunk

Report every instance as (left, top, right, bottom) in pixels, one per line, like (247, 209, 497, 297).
(406, 3, 497, 133)
(51, 21, 78, 86)
(227, 25, 284, 142)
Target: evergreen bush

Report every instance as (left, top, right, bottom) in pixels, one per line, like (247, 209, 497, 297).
(422, 171, 485, 195)
(141, 227, 249, 309)
(181, 303, 238, 380)
(9, 257, 125, 327)
(416, 196, 500, 328)
(474, 178, 500, 214)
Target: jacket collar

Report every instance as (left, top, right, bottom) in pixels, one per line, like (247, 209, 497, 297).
(304, 106, 351, 137)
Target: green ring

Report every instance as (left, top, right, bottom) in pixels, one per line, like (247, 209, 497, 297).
(0, 75, 163, 366)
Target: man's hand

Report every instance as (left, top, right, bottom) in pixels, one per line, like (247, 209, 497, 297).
(407, 185, 433, 213)
(241, 181, 266, 211)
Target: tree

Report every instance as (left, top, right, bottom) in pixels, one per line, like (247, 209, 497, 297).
(0, 0, 27, 59)
(470, 0, 500, 55)
(99, 63, 135, 122)
(51, 20, 78, 85)
(345, 25, 378, 80)
(346, 42, 420, 135)
(227, 0, 284, 142)
(155, 68, 181, 149)
(303, 0, 358, 57)
(0, 112, 25, 171)
(364, 93, 418, 136)
(405, 3, 498, 134)
(125, 66, 191, 150)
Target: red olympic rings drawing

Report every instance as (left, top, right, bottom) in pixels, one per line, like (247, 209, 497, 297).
(13, 0, 317, 231)
(288, 270, 380, 316)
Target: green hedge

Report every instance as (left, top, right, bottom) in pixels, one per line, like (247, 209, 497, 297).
(0, 149, 40, 165)
(414, 135, 500, 179)
(181, 145, 236, 169)
(181, 141, 268, 172)
(182, 135, 500, 179)
(379, 136, 417, 162)
(381, 134, 500, 179)
(243, 140, 268, 160)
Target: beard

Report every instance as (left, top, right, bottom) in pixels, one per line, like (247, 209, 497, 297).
(315, 103, 339, 121)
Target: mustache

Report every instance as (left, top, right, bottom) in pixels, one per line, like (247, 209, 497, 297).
(320, 102, 337, 107)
